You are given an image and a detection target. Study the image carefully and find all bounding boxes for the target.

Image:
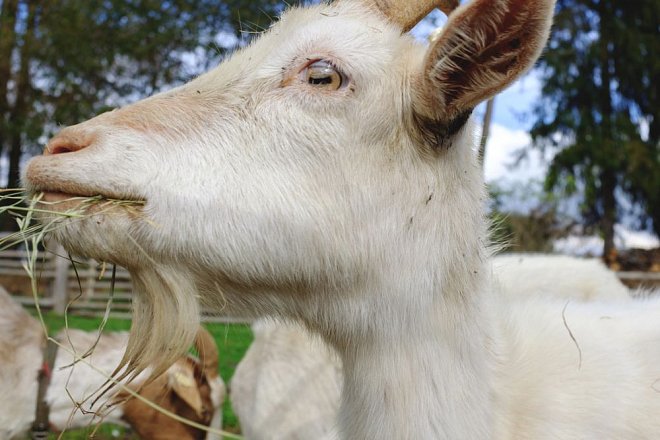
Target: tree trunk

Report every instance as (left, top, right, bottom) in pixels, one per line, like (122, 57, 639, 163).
(601, 169, 617, 259)
(1, 1, 37, 231)
(597, 0, 616, 260)
(0, 0, 20, 160)
(6, 1, 37, 190)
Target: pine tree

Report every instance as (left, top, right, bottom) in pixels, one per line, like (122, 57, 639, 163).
(531, 0, 659, 256)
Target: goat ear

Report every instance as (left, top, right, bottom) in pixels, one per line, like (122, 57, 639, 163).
(168, 362, 204, 417)
(413, 0, 555, 133)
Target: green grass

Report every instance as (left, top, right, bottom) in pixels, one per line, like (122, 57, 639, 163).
(35, 312, 253, 439)
(205, 322, 254, 432)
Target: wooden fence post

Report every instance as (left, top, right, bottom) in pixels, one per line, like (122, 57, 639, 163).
(51, 244, 69, 314)
(85, 259, 97, 299)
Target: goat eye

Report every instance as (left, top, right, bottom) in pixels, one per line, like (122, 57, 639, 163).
(302, 60, 344, 90)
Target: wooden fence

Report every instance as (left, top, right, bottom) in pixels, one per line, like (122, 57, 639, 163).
(0, 246, 246, 323)
(617, 271, 660, 291)
(1, 248, 658, 321)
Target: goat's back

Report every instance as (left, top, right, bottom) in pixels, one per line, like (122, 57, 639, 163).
(46, 329, 136, 430)
(494, 295, 660, 439)
(0, 287, 43, 438)
(493, 254, 630, 301)
(231, 320, 341, 440)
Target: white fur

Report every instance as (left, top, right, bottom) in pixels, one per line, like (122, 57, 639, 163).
(493, 253, 630, 301)
(22, 0, 660, 438)
(47, 329, 140, 430)
(231, 255, 633, 439)
(0, 286, 136, 437)
(0, 287, 43, 439)
(493, 296, 660, 439)
(231, 320, 341, 440)
(234, 295, 660, 440)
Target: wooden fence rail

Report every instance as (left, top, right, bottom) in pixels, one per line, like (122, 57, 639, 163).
(1, 248, 657, 321)
(0, 246, 246, 323)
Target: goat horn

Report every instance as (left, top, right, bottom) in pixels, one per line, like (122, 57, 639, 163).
(194, 326, 219, 379)
(368, 0, 460, 32)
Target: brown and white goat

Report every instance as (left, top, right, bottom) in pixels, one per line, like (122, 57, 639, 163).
(0, 287, 224, 439)
(117, 327, 225, 440)
(23, 0, 660, 438)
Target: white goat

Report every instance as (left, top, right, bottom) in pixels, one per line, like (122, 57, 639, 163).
(23, 0, 660, 438)
(493, 253, 631, 301)
(231, 320, 341, 440)
(0, 287, 224, 439)
(231, 254, 631, 439)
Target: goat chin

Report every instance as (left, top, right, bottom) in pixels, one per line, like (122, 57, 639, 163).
(47, 208, 143, 268)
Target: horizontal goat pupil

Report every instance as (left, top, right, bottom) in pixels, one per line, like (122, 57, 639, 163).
(309, 75, 333, 85)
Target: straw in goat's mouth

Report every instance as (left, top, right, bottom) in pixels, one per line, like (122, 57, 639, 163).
(0, 188, 146, 336)
(0, 189, 143, 379)
(0, 189, 146, 250)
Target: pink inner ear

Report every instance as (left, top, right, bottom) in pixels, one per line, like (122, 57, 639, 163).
(422, 0, 554, 121)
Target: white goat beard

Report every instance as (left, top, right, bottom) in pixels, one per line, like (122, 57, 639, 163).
(44, 212, 202, 382)
(117, 265, 200, 383)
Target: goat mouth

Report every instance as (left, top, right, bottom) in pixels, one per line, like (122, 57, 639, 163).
(41, 190, 85, 203)
(32, 189, 146, 216)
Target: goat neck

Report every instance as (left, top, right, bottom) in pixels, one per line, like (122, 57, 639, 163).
(331, 181, 496, 439)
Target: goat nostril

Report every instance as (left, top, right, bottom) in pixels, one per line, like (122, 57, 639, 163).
(45, 131, 93, 155)
(49, 144, 75, 155)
